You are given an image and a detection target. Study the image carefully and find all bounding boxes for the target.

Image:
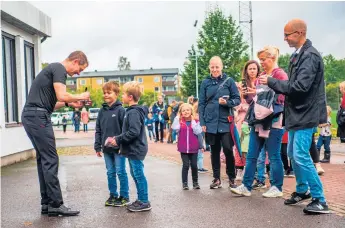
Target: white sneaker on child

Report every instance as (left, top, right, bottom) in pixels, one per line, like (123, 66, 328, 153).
(230, 184, 251, 197)
(262, 186, 283, 198)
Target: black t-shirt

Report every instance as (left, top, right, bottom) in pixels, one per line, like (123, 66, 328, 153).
(25, 62, 67, 113)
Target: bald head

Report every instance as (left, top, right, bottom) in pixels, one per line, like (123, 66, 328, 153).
(285, 19, 307, 35)
(209, 56, 223, 78)
(284, 19, 307, 48)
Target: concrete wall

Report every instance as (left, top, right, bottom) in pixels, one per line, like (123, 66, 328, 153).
(1, 2, 51, 165)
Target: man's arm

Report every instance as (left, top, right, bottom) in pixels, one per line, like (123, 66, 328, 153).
(54, 83, 88, 103)
(267, 54, 318, 96)
(115, 112, 141, 145)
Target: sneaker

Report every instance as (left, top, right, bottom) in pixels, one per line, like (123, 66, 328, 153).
(262, 186, 283, 198)
(193, 182, 200, 189)
(183, 182, 189, 190)
(210, 179, 222, 189)
(113, 196, 130, 207)
(315, 163, 325, 176)
(303, 198, 330, 214)
(230, 184, 251, 197)
(41, 204, 48, 215)
(235, 169, 243, 181)
(288, 171, 295, 178)
(105, 194, 116, 206)
(229, 179, 237, 188)
(284, 190, 311, 205)
(173, 141, 177, 144)
(252, 181, 267, 190)
(198, 168, 208, 173)
(127, 200, 152, 212)
(48, 204, 80, 217)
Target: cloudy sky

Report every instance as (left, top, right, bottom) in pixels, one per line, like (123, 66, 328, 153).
(30, 1, 345, 72)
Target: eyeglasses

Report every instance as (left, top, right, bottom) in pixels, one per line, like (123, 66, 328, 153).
(284, 31, 298, 38)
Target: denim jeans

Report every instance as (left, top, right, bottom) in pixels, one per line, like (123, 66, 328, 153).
(129, 159, 149, 203)
(197, 150, 204, 169)
(288, 128, 326, 203)
(148, 129, 155, 139)
(256, 147, 267, 183)
(83, 124, 88, 132)
(103, 152, 129, 198)
(243, 128, 284, 191)
(172, 130, 177, 142)
(316, 135, 331, 153)
(74, 124, 80, 132)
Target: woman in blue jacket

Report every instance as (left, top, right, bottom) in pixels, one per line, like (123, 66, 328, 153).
(198, 56, 241, 189)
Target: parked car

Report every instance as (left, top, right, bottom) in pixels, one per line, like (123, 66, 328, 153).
(89, 108, 100, 120)
(51, 112, 63, 126)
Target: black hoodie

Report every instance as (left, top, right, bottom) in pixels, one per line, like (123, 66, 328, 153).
(94, 100, 125, 153)
(115, 104, 148, 160)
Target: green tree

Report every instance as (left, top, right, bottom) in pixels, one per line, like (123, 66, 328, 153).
(323, 54, 345, 83)
(117, 56, 131, 71)
(181, 7, 249, 97)
(42, 62, 49, 69)
(325, 83, 341, 110)
(139, 91, 156, 107)
(278, 53, 290, 73)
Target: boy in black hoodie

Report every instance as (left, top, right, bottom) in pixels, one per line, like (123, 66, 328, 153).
(111, 81, 151, 212)
(94, 81, 129, 207)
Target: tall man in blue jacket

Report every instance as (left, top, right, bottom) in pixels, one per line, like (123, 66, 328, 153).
(199, 56, 241, 189)
(259, 19, 329, 215)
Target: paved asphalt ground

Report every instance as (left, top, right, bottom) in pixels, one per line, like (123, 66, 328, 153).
(2, 154, 345, 228)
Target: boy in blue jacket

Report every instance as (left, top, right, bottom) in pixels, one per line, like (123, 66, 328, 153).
(94, 81, 129, 207)
(110, 81, 151, 212)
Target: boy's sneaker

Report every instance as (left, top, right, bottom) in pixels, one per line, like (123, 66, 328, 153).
(127, 200, 152, 212)
(303, 198, 330, 214)
(113, 196, 130, 207)
(198, 168, 208, 173)
(288, 171, 295, 178)
(284, 190, 311, 205)
(252, 181, 267, 190)
(229, 179, 237, 188)
(193, 182, 200, 189)
(262, 186, 283, 198)
(315, 163, 325, 176)
(183, 182, 189, 190)
(230, 184, 251, 197)
(210, 179, 222, 189)
(105, 194, 116, 206)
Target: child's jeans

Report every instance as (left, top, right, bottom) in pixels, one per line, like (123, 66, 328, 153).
(148, 129, 155, 139)
(128, 159, 149, 203)
(103, 152, 129, 198)
(197, 150, 204, 169)
(181, 153, 198, 183)
(317, 135, 331, 153)
(83, 123, 88, 132)
(74, 124, 80, 132)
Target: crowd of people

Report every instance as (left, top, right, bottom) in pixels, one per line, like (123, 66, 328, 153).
(21, 18, 345, 217)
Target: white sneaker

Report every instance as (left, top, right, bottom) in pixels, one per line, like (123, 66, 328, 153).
(262, 186, 283, 198)
(235, 169, 243, 181)
(315, 163, 325, 175)
(230, 184, 251, 197)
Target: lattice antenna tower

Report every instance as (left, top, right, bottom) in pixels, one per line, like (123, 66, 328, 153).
(239, 1, 254, 59)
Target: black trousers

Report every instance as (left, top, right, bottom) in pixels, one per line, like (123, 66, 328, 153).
(181, 153, 198, 183)
(280, 143, 293, 171)
(155, 121, 164, 141)
(206, 132, 236, 180)
(310, 133, 320, 163)
(62, 125, 67, 133)
(22, 110, 63, 207)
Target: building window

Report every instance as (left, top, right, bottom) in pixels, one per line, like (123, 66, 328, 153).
(163, 86, 176, 92)
(2, 33, 18, 123)
(138, 77, 143, 83)
(97, 79, 103, 85)
(66, 80, 75, 85)
(109, 78, 120, 83)
(80, 79, 86, 85)
(155, 87, 160, 92)
(154, 76, 160, 83)
(24, 41, 35, 97)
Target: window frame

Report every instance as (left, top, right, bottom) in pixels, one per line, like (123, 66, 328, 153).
(2, 32, 18, 124)
(24, 41, 35, 97)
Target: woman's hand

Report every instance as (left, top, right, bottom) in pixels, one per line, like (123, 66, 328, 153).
(243, 87, 256, 95)
(202, 126, 207, 132)
(219, 97, 227, 105)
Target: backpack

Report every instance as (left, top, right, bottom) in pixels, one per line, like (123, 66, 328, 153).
(162, 106, 170, 120)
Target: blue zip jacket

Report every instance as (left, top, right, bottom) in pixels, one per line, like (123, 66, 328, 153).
(198, 73, 241, 134)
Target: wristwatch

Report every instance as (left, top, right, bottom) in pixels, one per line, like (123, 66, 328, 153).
(65, 102, 69, 107)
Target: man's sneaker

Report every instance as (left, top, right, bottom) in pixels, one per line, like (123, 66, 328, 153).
(127, 200, 152, 212)
(183, 182, 189, 190)
(113, 196, 130, 207)
(303, 198, 330, 214)
(193, 182, 200, 189)
(288, 171, 295, 178)
(262, 186, 283, 198)
(41, 204, 48, 215)
(284, 190, 311, 205)
(48, 204, 80, 217)
(252, 181, 267, 190)
(315, 163, 325, 176)
(235, 169, 243, 181)
(105, 194, 116, 206)
(198, 168, 208, 173)
(210, 179, 222, 189)
(230, 184, 251, 197)
(229, 179, 237, 188)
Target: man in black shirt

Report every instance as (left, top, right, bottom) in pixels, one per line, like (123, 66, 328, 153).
(22, 51, 90, 216)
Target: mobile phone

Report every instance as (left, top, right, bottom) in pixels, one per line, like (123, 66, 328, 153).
(222, 95, 229, 100)
(242, 79, 248, 92)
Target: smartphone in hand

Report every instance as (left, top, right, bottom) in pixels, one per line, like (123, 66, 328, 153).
(242, 79, 248, 93)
